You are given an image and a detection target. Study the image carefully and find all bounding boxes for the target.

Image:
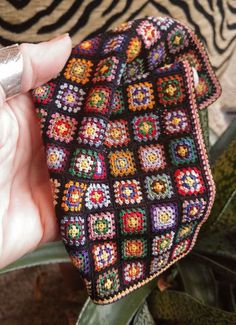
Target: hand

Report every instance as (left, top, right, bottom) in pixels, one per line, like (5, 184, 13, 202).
(0, 34, 72, 268)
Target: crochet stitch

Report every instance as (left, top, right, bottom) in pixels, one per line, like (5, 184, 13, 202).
(32, 16, 221, 304)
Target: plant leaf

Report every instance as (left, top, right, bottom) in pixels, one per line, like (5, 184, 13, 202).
(198, 109, 209, 151)
(202, 121, 236, 232)
(0, 241, 69, 274)
(195, 228, 236, 262)
(191, 252, 236, 283)
(209, 119, 236, 165)
(76, 280, 156, 325)
(177, 255, 218, 306)
(131, 301, 155, 325)
(148, 289, 236, 324)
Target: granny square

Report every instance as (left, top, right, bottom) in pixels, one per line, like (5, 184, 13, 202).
(144, 173, 174, 200)
(64, 58, 93, 84)
(104, 119, 130, 148)
(92, 242, 117, 271)
(108, 150, 136, 177)
(88, 212, 116, 240)
(138, 144, 166, 172)
(151, 203, 178, 232)
(85, 86, 111, 114)
(55, 82, 85, 113)
(122, 239, 147, 259)
(68, 148, 98, 179)
(60, 216, 86, 247)
(32, 16, 221, 304)
(46, 144, 69, 173)
(132, 113, 160, 142)
(127, 82, 154, 111)
(119, 208, 147, 235)
(169, 137, 197, 165)
(47, 113, 78, 143)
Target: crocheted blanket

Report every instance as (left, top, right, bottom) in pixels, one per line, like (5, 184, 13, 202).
(32, 16, 221, 304)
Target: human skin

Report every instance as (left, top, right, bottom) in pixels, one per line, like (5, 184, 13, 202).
(0, 34, 72, 268)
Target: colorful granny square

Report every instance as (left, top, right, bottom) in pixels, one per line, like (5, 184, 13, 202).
(162, 109, 190, 135)
(167, 26, 189, 54)
(55, 82, 85, 113)
(152, 232, 174, 256)
(171, 238, 191, 259)
(138, 144, 166, 172)
(46, 144, 69, 173)
(60, 216, 86, 246)
(70, 250, 90, 274)
(151, 203, 178, 232)
(108, 150, 136, 177)
(127, 82, 154, 111)
(93, 153, 107, 180)
(157, 74, 185, 106)
(126, 36, 142, 62)
(122, 239, 147, 259)
(123, 261, 145, 284)
(78, 117, 106, 147)
(150, 252, 170, 274)
(148, 43, 166, 70)
(175, 221, 197, 242)
(195, 74, 213, 102)
(174, 167, 205, 196)
(85, 183, 111, 210)
(61, 181, 87, 212)
(93, 56, 119, 82)
(50, 178, 61, 206)
(124, 59, 147, 83)
(103, 35, 126, 54)
(182, 198, 207, 222)
(73, 36, 100, 56)
(145, 174, 174, 200)
(68, 148, 98, 179)
(169, 137, 197, 165)
(35, 107, 47, 131)
(47, 113, 78, 143)
(111, 88, 125, 115)
(85, 86, 111, 114)
(64, 58, 93, 84)
(32, 82, 55, 104)
(88, 212, 116, 240)
(136, 20, 160, 49)
(119, 208, 147, 235)
(105, 119, 130, 148)
(96, 268, 120, 298)
(132, 113, 160, 142)
(113, 179, 143, 205)
(92, 242, 117, 271)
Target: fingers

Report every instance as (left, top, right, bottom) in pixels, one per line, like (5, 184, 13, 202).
(20, 33, 72, 93)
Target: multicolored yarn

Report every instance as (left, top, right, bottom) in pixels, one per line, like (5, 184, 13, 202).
(32, 16, 221, 304)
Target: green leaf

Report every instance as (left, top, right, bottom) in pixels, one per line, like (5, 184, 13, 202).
(131, 301, 155, 325)
(177, 255, 218, 306)
(198, 109, 209, 151)
(191, 252, 236, 283)
(209, 119, 236, 165)
(0, 241, 69, 274)
(148, 289, 236, 324)
(202, 122, 236, 232)
(76, 280, 156, 325)
(195, 228, 236, 262)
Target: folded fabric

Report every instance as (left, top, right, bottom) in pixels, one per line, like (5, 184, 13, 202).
(32, 16, 221, 304)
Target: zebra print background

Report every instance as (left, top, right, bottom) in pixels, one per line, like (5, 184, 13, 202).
(0, 0, 236, 135)
(1, 0, 236, 74)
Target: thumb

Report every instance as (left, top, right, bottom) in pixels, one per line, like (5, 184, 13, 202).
(20, 33, 72, 93)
